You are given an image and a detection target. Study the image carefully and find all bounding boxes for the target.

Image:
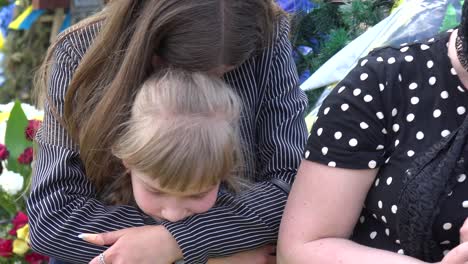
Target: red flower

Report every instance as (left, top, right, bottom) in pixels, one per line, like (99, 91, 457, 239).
(0, 238, 13, 257)
(18, 147, 33, 164)
(8, 211, 28, 236)
(25, 120, 42, 141)
(25, 252, 49, 264)
(0, 144, 9, 160)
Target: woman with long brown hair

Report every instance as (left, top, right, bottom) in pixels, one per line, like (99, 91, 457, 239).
(27, 0, 308, 263)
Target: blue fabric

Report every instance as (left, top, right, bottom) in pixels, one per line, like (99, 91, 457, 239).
(17, 9, 45, 30)
(276, 0, 315, 13)
(0, 3, 14, 36)
(59, 11, 71, 32)
(49, 258, 70, 264)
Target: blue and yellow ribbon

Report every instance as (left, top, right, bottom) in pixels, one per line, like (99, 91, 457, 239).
(9, 5, 45, 31)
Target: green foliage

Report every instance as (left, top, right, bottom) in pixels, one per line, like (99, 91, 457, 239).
(0, 207, 9, 222)
(0, 103, 43, 262)
(0, 1, 9, 8)
(310, 28, 348, 73)
(292, 3, 344, 76)
(0, 2, 52, 104)
(0, 192, 16, 216)
(292, 0, 394, 109)
(440, 3, 460, 32)
(340, 0, 392, 37)
(5, 101, 31, 175)
(292, 3, 342, 47)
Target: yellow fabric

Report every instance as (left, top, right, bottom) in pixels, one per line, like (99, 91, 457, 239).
(0, 112, 43, 123)
(391, 0, 406, 13)
(0, 33, 4, 50)
(8, 5, 33, 30)
(0, 112, 9, 123)
(33, 114, 43, 121)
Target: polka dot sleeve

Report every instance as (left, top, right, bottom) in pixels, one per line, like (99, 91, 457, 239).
(305, 55, 393, 170)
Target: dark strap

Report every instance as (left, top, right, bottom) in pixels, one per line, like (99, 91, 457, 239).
(270, 178, 291, 195)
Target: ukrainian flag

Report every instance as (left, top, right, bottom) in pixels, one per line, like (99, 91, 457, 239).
(0, 33, 4, 49)
(8, 5, 45, 31)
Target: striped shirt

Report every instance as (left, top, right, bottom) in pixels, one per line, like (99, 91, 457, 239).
(27, 18, 308, 264)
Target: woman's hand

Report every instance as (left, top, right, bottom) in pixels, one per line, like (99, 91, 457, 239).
(207, 245, 276, 264)
(460, 218, 468, 243)
(438, 218, 468, 264)
(82, 226, 183, 264)
(439, 243, 468, 264)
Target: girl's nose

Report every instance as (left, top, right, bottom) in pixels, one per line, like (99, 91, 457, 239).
(160, 207, 187, 222)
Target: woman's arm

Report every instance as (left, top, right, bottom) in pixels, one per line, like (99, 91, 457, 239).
(277, 160, 427, 264)
(27, 34, 167, 263)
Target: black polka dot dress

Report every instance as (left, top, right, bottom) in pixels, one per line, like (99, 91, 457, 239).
(304, 30, 468, 259)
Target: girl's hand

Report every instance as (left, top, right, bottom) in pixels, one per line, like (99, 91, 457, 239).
(207, 245, 276, 264)
(83, 226, 183, 264)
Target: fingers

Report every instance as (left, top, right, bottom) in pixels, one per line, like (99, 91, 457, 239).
(79, 233, 106, 246)
(89, 252, 109, 264)
(89, 255, 99, 264)
(79, 228, 129, 246)
(460, 218, 468, 244)
(89, 255, 101, 264)
(257, 245, 277, 264)
(442, 242, 468, 263)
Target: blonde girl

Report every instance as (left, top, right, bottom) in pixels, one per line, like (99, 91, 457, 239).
(107, 69, 244, 222)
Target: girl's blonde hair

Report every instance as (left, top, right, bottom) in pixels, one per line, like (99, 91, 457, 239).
(34, 0, 283, 194)
(105, 69, 244, 205)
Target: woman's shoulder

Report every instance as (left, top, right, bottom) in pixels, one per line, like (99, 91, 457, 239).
(54, 19, 103, 60)
(343, 30, 452, 96)
(271, 15, 291, 51)
(365, 30, 452, 67)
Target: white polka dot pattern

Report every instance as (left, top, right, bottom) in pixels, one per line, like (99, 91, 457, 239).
(334, 131, 342, 140)
(304, 33, 468, 253)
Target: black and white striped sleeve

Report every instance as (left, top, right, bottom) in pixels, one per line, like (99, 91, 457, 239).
(27, 37, 147, 263)
(161, 19, 308, 264)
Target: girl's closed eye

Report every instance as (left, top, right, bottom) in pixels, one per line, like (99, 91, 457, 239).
(190, 191, 211, 200)
(151, 190, 164, 196)
(145, 186, 164, 196)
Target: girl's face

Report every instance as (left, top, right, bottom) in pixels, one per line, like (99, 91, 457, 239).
(130, 170, 220, 222)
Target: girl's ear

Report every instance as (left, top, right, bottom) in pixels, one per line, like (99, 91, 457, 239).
(122, 160, 130, 169)
(121, 160, 132, 176)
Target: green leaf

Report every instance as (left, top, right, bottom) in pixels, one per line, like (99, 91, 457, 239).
(19, 165, 31, 195)
(440, 4, 459, 32)
(0, 206, 10, 221)
(0, 0, 9, 8)
(5, 101, 32, 174)
(0, 191, 17, 217)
